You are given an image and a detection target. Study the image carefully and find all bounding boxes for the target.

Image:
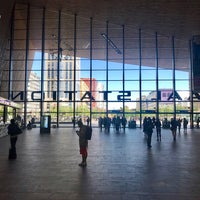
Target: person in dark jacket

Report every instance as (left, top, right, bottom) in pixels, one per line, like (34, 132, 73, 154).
(183, 118, 188, 133)
(170, 117, 178, 141)
(155, 118, 162, 141)
(146, 117, 154, 148)
(7, 119, 22, 159)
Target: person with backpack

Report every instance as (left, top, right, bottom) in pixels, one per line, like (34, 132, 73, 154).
(76, 120, 88, 167)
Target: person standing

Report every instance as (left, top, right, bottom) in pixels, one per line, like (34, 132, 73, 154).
(76, 120, 88, 167)
(86, 117, 90, 126)
(7, 119, 22, 159)
(115, 116, 121, 132)
(155, 118, 162, 141)
(197, 117, 200, 128)
(146, 117, 154, 148)
(183, 118, 188, 133)
(98, 117, 103, 131)
(106, 116, 111, 133)
(121, 116, 127, 131)
(143, 117, 148, 136)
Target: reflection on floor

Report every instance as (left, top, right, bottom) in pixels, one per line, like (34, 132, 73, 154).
(0, 127, 200, 200)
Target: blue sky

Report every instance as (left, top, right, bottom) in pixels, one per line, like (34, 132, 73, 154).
(80, 59, 189, 91)
(32, 52, 189, 107)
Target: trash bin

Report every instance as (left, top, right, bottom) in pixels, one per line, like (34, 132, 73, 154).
(40, 115, 51, 133)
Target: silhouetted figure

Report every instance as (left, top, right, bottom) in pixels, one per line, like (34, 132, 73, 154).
(106, 117, 111, 132)
(162, 118, 170, 129)
(7, 119, 22, 159)
(112, 116, 116, 128)
(177, 118, 182, 134)
(121, 116, 127, 131)
(155, 118, 161, 141)
(98, 117, 103, 131)
(128, 118, 136, 129)
(27, 121, 32, 130)
(143, 117, 148, 136)
(115, 116, 121, 131)
(76, 120, 88, 167)
(183, 118, 188, 133)
(31, 117, 35, 124)
(197, 117, 200, 128)
(86, 117, 90, 126)
(170, 118, 177, 141)
(146, 117, 154, 148)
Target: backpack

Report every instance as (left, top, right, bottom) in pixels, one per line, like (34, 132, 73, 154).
(85, 125, 92, 140)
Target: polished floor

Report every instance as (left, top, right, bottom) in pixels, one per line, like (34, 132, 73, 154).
(0, 126, 200, 200)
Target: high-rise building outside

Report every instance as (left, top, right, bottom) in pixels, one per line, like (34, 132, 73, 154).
(43, 53, 81, 112)
(27, 71, 41, 119)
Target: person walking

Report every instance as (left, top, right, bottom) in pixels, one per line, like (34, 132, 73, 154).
(7, 118, 22, 159)
(170, 117, 178, 141)
(121, 116, 127, 131)
(177, 118, 182, 134)
(76, 120, 88, 167)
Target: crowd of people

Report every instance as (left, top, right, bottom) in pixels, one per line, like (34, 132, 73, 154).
(98, 116, 129, 132)
(142, 117, 189, 148)
(97, 115, 189, 149)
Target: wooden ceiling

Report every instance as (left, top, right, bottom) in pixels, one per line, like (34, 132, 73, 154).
(15, 0, 200, 39)
(10, 0, 200, 70)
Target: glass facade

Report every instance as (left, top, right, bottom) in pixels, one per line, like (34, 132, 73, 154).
(0, 3, 198, 128)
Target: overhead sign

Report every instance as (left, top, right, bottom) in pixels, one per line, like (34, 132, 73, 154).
(9, 90, 200, 102)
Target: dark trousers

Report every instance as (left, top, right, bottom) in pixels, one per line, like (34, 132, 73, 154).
(9, 136, 18, 159)
(10, 136, 18, 149)
(147, 132, 152, 147)
(156, 128, 161, 141)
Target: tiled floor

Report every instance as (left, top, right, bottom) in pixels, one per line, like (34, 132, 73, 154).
(0, 126, 200, 200)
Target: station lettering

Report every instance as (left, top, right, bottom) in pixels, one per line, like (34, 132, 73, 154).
(10, 90, 200, 102)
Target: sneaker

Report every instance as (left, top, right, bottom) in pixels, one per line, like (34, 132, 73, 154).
(79, 162, 87, 167)
(78, 162, 83, 166)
